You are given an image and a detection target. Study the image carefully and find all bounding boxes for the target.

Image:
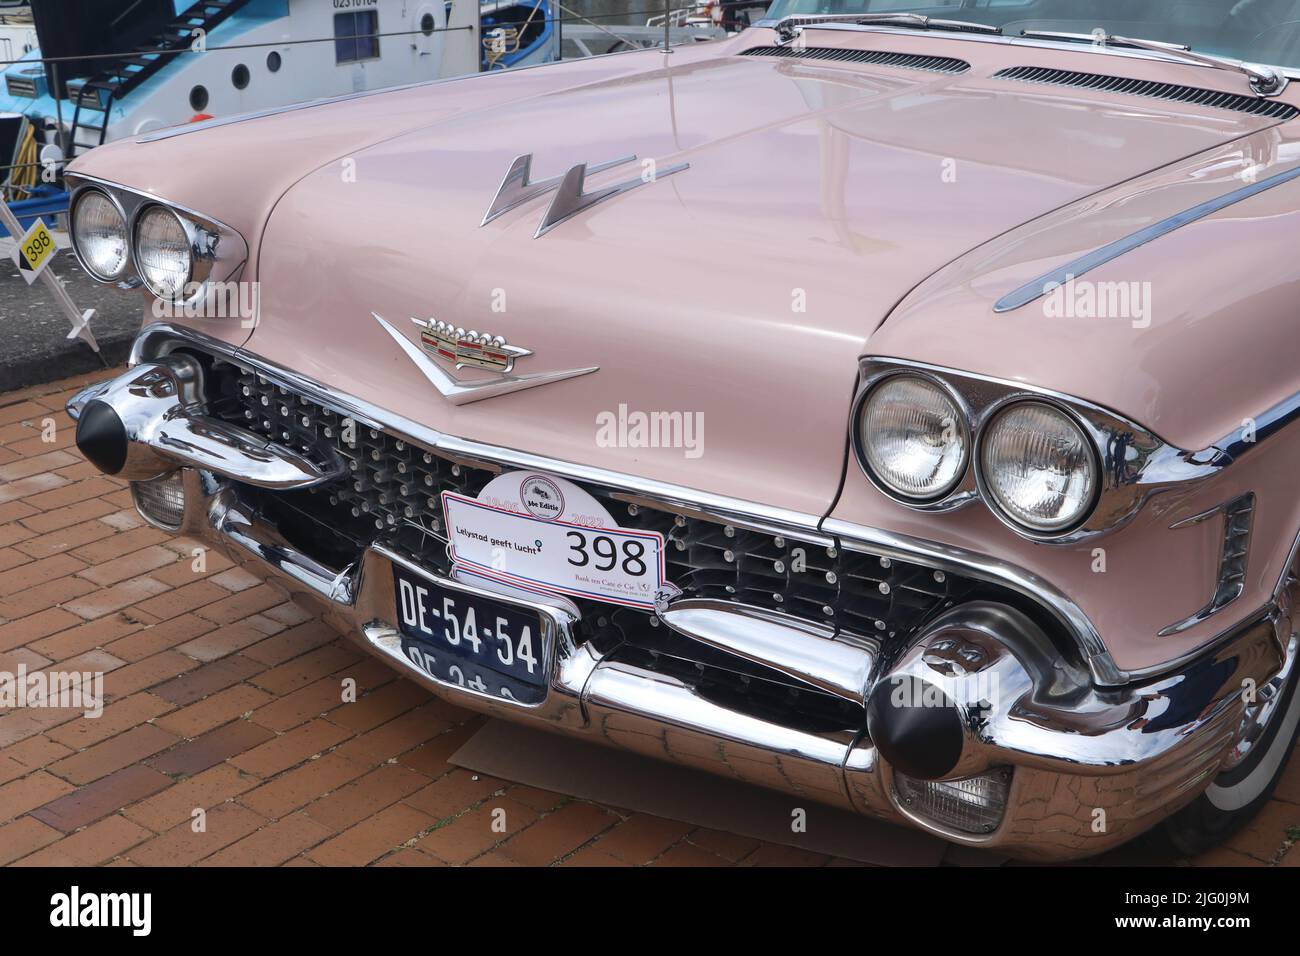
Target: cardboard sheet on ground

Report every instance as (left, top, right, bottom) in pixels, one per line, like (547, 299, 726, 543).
(450, 719, 1002, 866)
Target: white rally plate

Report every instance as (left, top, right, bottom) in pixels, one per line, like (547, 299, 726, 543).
(441, 471, 670, 611)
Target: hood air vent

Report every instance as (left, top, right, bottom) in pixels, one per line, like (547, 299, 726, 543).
(741, 46, 970, 75)
(993, 66, 1299, 120)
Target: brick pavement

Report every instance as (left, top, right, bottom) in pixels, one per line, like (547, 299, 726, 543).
(1, 370, 1298, 866)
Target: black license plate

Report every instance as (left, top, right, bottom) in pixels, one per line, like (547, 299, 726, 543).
(393, 565, 548, 705)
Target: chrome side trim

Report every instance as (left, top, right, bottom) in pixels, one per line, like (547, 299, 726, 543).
(372, 312, 598, 405)
(993, 163, 1300, 313)
(1159, 493, 1255, 636)
(534, 160, 688, 238)
(1214, 390, 1300, 460)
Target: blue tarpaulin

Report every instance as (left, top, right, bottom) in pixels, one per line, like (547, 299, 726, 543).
(1, 187, 70, 238)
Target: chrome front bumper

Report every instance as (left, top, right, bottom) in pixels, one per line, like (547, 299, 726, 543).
(163, 469, 1281, 861)
(68, 353, 1290, 861)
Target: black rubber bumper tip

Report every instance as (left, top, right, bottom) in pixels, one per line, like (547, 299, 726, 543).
(76, 400, 128, 476)
(867, 675, 965, 780)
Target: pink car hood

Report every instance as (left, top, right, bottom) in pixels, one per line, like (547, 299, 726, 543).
(211, 31, 1296, 515)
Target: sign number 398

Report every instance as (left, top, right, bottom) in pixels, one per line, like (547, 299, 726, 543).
(566, 530, 648, 576)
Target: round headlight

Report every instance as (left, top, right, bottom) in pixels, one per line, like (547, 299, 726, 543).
(71, 190, 129, 281)
(860, 376, 968, 501)
(134, 205, 193, 301)
(979, 402, 1098, 533)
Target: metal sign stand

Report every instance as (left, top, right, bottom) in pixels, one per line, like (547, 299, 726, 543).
(0, 200, 105, 365)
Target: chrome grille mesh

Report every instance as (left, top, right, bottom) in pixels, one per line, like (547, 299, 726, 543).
(992, 66, 1300, 119)
(209, 359, 977, 644)
(740, 46, 970, 74)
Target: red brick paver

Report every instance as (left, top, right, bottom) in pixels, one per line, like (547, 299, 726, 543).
(2, 371, 1299, 867)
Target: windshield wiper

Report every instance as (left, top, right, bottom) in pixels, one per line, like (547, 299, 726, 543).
(774, 13, 1001, 46)
(1019, 30, 1286, 96)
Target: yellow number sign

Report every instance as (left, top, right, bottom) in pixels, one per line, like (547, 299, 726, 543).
(15, 218, 56, 284)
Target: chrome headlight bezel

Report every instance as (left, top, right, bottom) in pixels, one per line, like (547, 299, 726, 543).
(64, 173, 245, 307)
(852, 358, 1195, 545)
(69, 187, 131, 282)
(852, 371, 974, 508)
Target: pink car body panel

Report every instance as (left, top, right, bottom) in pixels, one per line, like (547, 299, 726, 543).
(67, 25, 1300, 676)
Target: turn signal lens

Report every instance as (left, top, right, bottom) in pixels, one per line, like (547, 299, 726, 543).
(894, 769, 1011, 835)
(131, 472, 185, 530)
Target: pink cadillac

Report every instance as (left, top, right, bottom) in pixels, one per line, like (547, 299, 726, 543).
(61, 1, 1300, 860)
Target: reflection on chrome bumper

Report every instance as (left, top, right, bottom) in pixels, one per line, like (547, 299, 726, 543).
(174, 472, 1284, 860)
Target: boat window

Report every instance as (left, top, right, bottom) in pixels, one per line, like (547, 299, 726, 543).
(232, 64, 250, 90)
(267, 51, 282, 73)
(421, 13, 436, 36)
(335, 10, 381, 63)
(189, 85, 209, 112)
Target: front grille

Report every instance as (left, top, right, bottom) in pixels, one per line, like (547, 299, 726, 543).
(740, 45, 970, 75)
(992, 66, 1300, 120)
(199, 354, 1044, 730)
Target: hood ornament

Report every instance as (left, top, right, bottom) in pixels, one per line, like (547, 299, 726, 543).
(481, 152, 688, 238)
(372, 313, 597, 406)
(412, 317, 530, 374)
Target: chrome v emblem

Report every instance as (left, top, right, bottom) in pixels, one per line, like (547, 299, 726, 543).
(481, 153, 689, 238)
(372, 313, 597, 405)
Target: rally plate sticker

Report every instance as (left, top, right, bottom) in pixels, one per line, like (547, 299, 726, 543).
(441, 472, 671, 610)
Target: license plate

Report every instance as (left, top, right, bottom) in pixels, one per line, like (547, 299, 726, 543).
(442, 490, 667, 610)
(393, 564, 547, 705)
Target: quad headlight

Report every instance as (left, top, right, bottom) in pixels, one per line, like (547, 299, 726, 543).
(67, 177, 242, 308)
(70, 189, 129, 281)
(979, 401, 1098, 533)
(133, 205, 194, 301)
(859, 375, 968, 502)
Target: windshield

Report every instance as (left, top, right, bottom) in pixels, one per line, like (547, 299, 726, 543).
(760, 0, 1300, 72)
